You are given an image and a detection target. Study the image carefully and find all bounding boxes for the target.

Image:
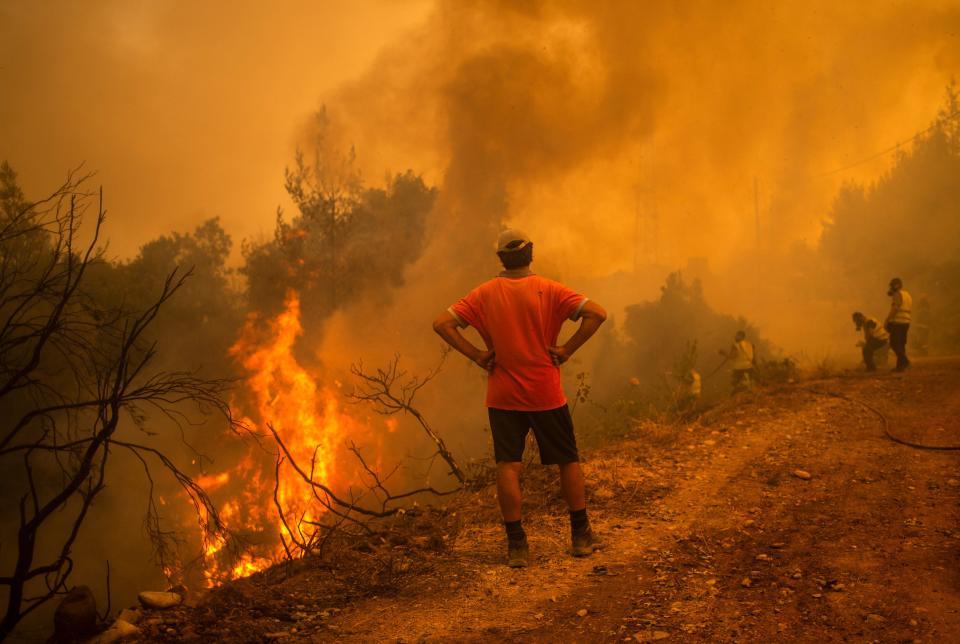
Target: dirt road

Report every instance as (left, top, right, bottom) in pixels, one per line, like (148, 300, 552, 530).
(140, 359, 960, 643)
(317, 358, 960, 642)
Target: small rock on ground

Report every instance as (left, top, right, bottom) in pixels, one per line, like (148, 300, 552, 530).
(116, 608, 141, 624)
(55, 586, 99, 641)
(84, 618, 139, 644)
(635, 630, 670, 642)
(137, 591, 182, 610)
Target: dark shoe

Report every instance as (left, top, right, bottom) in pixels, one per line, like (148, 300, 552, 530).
(571, 528, 603, 557)
(507, 538, 529, 568)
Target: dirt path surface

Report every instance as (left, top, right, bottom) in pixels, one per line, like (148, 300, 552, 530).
(318, 358, 960, 643)
(134, 359, 960, 643)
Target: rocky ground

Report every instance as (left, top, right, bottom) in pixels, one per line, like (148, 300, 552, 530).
(117, 357, 959, 643)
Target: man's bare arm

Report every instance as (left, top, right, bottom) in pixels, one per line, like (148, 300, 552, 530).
(432, 311, 495, 372)
(548, 300, 607, 365)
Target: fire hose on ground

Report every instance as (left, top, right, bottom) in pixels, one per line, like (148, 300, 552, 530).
(802, 386, 960, 451)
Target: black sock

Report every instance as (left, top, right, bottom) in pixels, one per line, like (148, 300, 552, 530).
(569, 508, 589, 534)
(504, 520, 526, 542)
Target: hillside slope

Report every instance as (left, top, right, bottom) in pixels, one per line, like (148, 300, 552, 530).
(131, 358, 960, 643)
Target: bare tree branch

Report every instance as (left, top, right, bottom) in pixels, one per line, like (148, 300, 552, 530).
(260, 351, 464, 562)
(349, 349, 465, 484)
(0, 175, 236, 639)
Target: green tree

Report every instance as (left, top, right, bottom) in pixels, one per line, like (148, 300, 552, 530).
(242, 113, 437, 325)
(109, 217, 241, 376)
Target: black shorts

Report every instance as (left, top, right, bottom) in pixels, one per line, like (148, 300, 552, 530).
(488, 405, 579, 465)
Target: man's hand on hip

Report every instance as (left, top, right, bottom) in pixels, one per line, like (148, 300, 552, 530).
(475, 349, 496, 372)
(549, 345, 572, 365)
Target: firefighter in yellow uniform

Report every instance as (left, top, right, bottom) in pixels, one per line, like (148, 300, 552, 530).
(852, 311, 889, 371)
(678, 368, 702, 414)
(884, 277, 912, 372)
(720, 331, 755, 392)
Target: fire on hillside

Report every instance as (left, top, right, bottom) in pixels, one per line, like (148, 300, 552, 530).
(195, 291, 366, 586)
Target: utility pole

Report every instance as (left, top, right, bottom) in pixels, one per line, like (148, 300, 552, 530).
(634, 143, 660, 272)
(754, 176, 761, 297)
(754, 176, 760, 253)
(633, 159, 640, 276)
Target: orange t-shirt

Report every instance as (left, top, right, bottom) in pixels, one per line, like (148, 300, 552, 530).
(449, 274, 587, 411)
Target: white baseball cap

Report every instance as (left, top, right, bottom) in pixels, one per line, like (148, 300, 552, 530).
(496, 228, 531, 252)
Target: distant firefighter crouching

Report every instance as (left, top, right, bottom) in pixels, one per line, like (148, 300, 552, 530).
(678, 368, 701, 413)
(852, 311, 889, 371)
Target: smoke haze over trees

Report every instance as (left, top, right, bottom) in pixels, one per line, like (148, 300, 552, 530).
(817, 85, 960, 353)
(590, 272, 776, 408)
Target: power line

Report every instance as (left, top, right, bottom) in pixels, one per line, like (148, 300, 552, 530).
(815, 109, 960, 178)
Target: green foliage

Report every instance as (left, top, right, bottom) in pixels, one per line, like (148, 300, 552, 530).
(0, 162, 53, 277)
(672, 339, 698, 385)
(242, 117, 437, 325)
(89, 217, 241, 375)
(0, 161, 27, 216)
(0, 167, 233, 637)
(243, 168, 435, 322)
(570, 371, 592, 413)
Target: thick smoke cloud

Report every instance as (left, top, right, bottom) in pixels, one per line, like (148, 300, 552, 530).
(313, 0, 959, 373)
(325, 1, 957, 272)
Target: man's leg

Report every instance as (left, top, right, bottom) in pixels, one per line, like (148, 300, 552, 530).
(496, 461, 528, 567)
(889, 325, 903, 368)
(559, 461, 586, 512)
(559, 461, 601, 555)
(900, 324, 911, 369)
(732, 369, 747, 392)
(863, 340, 876, 371)
(559, 461, 600, 556)
(488, 409, 529, 567)
(890, 324, 910, 370)
(496, 462, 524, 522)
(531, 407, 600, 557)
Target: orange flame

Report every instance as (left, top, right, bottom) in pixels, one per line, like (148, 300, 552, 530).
(196, 290, 358, 586)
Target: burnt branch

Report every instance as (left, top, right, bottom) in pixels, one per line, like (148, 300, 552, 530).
(272, 454, 305, 558)
(348, 441, 460, 511)
(267, 423, 388, 519)
(260, 352, 465, 561)
(349, 349, 465, 484)
(0, 175, 236, 639)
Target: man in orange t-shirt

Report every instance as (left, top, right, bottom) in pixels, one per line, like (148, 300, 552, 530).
(433, 229, 607, 567)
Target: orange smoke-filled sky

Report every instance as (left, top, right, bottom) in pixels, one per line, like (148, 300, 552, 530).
(2, 0, 958, 275)
(0, 0, 432, 256)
